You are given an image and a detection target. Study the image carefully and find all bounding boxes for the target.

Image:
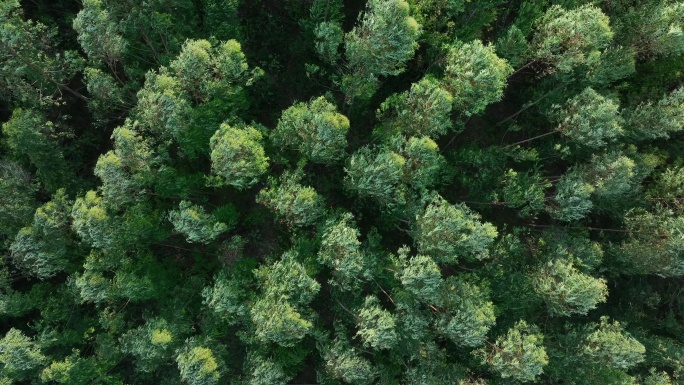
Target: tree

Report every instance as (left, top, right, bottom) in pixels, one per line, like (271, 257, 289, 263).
(120, 318, 176, 372)
(203, 271, 251, 325)
(254, 251, 320, 307)
(10, 189, 73, 279)
(643, 369, 674, 385)
(620, 208, 684, 277)
(496, 24, 530, 68)
(395, 247, 442, 304)
(0, 328, 45, 382)
(0, 0, 85, 105)
(0, 160, 37, 241)
(393, 135, 445, 191)
(436, 275, 495, 347)
(246, 356, 290, 385)
(257, 172, 326, 228)
(318, 213, 367, 290)
(271, 96, 349, 164)
(584, 152, 637, 204)
(500, 169, 549, 218)
(377, 77, 453, 139)
(414, 194, 498, 264)
(130, 38, 256, 152)
(2, 108, 71, 192)
(314, 21, 344, 64)
(479, 320, 548, 382)
(134, 70, 192, 140)
(176, 342, 220, 385)
(321, 337, 376, 385)
(550, 169, 595, 222)
(626, 86, 684, 140)
(168, 201, 228, 244)
(623, 2, 684, 58)
(94, 123, 154, 209)
(551, 151, 638, 220)
(210, 123, 269, 190)
(344, 146, 406, 208)
(72, 0, 125, 68)
(534, 259, 608, 317)
(554, 87, 624, 148)
(40, 354, 100, 385)
(442, 40, 513, 116)
(250, 296, 313, 347)
(343, 0, 421, 100)
(356, 296, 398, 350)
(71, 191, 115, 250)
(169, 39, 252, 102)
(582, 317, 645, 370)
(531, 5, 613, 73)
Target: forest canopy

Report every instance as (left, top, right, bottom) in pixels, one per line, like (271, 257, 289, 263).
(0, 0, 683, 383)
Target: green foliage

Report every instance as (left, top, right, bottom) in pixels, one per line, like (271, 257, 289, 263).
(436, 275, 495, 347)
(210, 123, 269, 189)
(314, 22, 343, 64)
(168, 201, 228, 244)
(272, 96, 350, 163)
(356, 296, 398, 350)
(554, 87, 624, 148)
(643, 369, 673, 385)
(443, 40, 513, 116)
(10, 189, 73, 279)
(393, 135, 445, 191)
(479, 320, 548, 382)
(500, 169, 549, 218)
(534, 259, 607, 317)
(120, 318, 176, 372)
(0, 328, 45, 381)
(170, 39, 251, 101)
(321, 337, 376, 384)
(257, 171, 326, 227)
(624, 2, 684, 58)
(585, 47, 636, 86)
(414, 194, 498, 264)
(250, 296, 313, 347)
(72, 0, 125, 66)
(95, 123, 154, 208)
(582, 317, 645, 370)
(254, 251, 320, 306)
(343, 0, 421, 99)
(134, 70, 192, 140)
(377, 77, 454, 139)
(496, 25, 530, 68)
(551, 169, 595, 222)
(532, 5, 613, 73)
(585, 152, 637, 203)
(626, 86, 684, 140)
(2, 108, 70, 191)
(203, 271, 251, 324)
(620, 208, 684, 276)
(395, 247, 441, 303)
(0, 0, 84, 105)
(71, 190, 115, 249)
(318, 213, 367, 289)
(2, 0, 684, 383)
(176, 343, 220, 385)
(40, 355, 100, 385)
(0, 161, 38, 242)
(344, 146, 406, 208)
(247, 356, 291, 385)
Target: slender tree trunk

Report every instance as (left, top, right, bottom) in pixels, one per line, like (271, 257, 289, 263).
(503, 130, 558, 148)
(508, 59, 537, 78)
